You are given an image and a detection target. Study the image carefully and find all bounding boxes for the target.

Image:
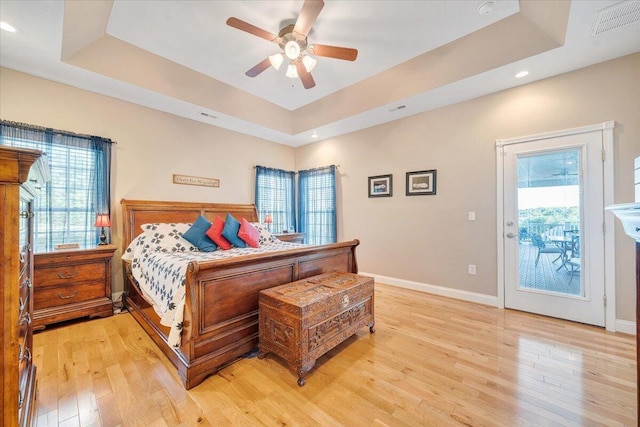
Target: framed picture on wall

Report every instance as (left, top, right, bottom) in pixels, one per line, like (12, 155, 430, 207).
(368, 174, 393, 198)
(406, 170, 437, 196)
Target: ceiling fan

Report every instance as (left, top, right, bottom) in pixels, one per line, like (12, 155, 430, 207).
(226, 0, 358, 89)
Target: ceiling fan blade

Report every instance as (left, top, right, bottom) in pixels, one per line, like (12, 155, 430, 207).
(226, 17, 279, 42)
(293, 0, 324, 38)
(245, 58, 272, 78)
(309, 44, 358, 61)
(296, 60, 316, 89)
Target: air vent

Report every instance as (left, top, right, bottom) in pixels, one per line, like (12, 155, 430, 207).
(591, 0, 640, 37)
(389, 105, 407, 112)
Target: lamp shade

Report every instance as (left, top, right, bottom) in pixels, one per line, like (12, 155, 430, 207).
(302, 55, 317, 72)
(94, 214, 111, 227)
(269, 53, 284, 70)
(264, 214, 273, 224)
(285, 63, 298, 79)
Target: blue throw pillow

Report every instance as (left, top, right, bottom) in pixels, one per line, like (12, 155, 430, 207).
(221, 213, 246, 248)
(182, 215, 218, 252)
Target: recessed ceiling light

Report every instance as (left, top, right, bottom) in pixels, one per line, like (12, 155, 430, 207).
(311, 131, 318, 138)
(0, 21, 17, 33)
(515, 71, 529, 78)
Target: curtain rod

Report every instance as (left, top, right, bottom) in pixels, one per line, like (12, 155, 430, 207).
(297, 164, 340, 173)
(0, 119, 116, 144)
(254, 164, 340, 173)
(254, 165, 295, 174)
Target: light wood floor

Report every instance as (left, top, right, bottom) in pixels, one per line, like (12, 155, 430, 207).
(32, 284, 636, 427)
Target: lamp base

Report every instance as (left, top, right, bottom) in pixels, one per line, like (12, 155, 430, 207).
(98, 227, 108, 245)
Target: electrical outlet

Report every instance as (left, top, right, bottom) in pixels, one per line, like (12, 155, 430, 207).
(468, 211, 476, 221)
(468, 264, 476, 275)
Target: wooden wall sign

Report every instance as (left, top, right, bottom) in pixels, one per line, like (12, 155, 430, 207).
(172, 174, 220, 188)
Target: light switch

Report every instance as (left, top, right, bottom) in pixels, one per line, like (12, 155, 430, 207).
(468, 211, 476, 221)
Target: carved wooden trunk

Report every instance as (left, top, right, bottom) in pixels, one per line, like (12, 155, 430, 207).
(258, 272, 375, 386)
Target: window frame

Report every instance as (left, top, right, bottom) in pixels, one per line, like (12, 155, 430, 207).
(1, 121, 112, 252)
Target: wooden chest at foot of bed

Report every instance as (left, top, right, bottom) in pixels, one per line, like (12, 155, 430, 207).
(258, 272, 375, 386)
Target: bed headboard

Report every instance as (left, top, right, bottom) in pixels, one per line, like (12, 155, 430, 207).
(121, 199, 259, 250)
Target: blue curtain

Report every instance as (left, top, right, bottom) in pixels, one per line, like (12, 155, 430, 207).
(0, 120, 112, 252)
(255, 165, 296, 233)
(298, 165, 336, 245)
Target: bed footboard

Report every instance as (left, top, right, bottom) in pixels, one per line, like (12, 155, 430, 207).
(123, 239, 359, 389)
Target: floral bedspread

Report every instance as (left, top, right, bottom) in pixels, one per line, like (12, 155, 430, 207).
(122, 231, 303, 347)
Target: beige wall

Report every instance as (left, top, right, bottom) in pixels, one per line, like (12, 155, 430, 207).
(296, 53, 640, 323)
(0, 67, 296, 295)
(1, 53, 638, 323)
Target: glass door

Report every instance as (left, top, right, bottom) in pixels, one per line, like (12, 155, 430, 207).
(502, 131, 605, 326)
(517, 149, 582, 296)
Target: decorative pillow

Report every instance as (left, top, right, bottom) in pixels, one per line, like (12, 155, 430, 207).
(205, 216, 232, 250)
(221, 213, 247, 248)
(251, 222, 278, 246)
(140, 223, 196, 252)
(122, 233, 147, 261)
(238, 218, 260, 248)
(182, 215, 218, 252)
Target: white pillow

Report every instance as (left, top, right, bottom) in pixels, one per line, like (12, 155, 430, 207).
(140, 223, 197, 252)
(251, 222, 278, 246)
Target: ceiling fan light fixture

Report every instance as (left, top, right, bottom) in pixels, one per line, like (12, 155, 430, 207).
(269, 53, 284, 70)
(302, 55, 317, 72)
(285, 62, 298, 79)
(226, 0, 358, 90)
(284, 40, 301, 60)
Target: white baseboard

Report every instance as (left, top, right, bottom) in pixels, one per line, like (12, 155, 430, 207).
(359, 271, 498, 307)
(615, 319, 637, 335)
(361, 272, 637, 335)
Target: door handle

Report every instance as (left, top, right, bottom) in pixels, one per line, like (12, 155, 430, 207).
(506, 232, 518, 238)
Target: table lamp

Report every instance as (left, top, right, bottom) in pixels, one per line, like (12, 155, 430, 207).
(95, 213, 111, 245)
(264, 213, 273, 231)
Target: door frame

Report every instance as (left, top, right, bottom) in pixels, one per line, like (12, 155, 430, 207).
(496, 121, 616, 330)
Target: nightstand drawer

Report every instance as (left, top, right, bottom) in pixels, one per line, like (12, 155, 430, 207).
(32, 245, 116, 329)
(34, 262, 106, 288)
(33, 282, 106, 309)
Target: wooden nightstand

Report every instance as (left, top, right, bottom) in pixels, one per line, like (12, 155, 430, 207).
(274, 232, 305, 243)
(32, 245, 116, 330)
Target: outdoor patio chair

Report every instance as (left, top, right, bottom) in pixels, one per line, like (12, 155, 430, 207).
(531, 234, 564, 267)
(566, 235, 581, 284)
(567, 257, 581, 284)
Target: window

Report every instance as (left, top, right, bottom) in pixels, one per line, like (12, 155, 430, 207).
(298, 165, 336, 245)
(255, 166, 296, 233)
(0, 121, 112, 252)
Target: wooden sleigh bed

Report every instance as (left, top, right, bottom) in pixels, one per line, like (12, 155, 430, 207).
(120, 199, 359, 389)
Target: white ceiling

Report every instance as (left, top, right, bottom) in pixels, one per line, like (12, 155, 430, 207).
(106, 0, 520, 110)
(1, 0, 639, 147)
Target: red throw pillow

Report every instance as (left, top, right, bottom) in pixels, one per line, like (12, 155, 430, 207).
(205, 216, 232, 250)
(238, 218, 260, 248)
